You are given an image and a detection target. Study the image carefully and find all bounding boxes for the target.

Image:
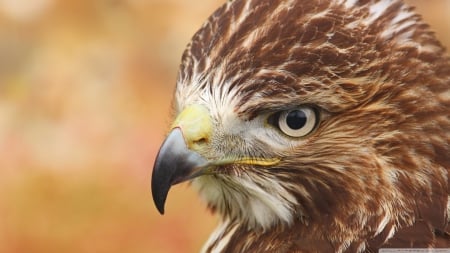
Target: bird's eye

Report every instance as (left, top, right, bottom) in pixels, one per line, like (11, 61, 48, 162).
(269, 107, 318, 137)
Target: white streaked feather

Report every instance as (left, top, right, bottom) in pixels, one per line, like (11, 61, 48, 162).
(385, 225, 396, 242)
(201, 219, 238, 253)
(193, 172, 298, 230)
(447, 196, 450, 222)
(356, 242, 367, 253)
(229, 0, 252, 35)
(365, 0, 393, 25)
(342, 0, 358, 9)
(374, 213, 390, 236)
(380, 5, 416, 40)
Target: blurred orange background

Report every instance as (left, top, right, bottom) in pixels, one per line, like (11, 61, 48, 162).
(0, 1, 448, 252)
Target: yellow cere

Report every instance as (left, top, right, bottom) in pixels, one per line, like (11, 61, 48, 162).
(172, 104, 213, 149)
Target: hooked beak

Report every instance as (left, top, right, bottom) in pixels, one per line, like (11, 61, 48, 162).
(151, 105, 212, 214)
(151, 104, 280, 214)
(151, 127, 208, 214)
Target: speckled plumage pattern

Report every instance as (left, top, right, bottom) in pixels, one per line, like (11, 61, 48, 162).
(172, 0, 450, 252)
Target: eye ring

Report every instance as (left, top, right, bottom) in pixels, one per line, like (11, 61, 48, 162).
(270, 106, 318, 137)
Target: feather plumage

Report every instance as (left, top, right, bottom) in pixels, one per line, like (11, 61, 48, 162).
(154, 0, 450, 252)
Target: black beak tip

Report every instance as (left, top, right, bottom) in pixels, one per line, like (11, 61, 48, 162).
(155, 202, 165, 215)
(150, 128, 208, 215)
(153, 195, 166, 215)
(151, 175, 169, 215)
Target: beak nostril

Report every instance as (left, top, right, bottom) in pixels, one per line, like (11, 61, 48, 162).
(194, 137, 208, 145)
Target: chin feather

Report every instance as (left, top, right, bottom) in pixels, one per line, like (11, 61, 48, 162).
(192, 172, 298, 231)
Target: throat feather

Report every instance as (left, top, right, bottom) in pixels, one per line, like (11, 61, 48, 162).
(192, 173, 298, 230)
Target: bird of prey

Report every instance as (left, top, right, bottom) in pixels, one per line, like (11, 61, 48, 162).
(151, 0, 450, 252)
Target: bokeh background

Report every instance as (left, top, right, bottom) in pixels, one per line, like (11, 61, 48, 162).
(0, 0, 448, 252)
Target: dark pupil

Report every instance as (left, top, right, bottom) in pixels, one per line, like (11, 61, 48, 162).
(286, 110, 307, 130)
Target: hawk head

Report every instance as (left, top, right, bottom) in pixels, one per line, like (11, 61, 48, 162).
(152, 0, 450, 251)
